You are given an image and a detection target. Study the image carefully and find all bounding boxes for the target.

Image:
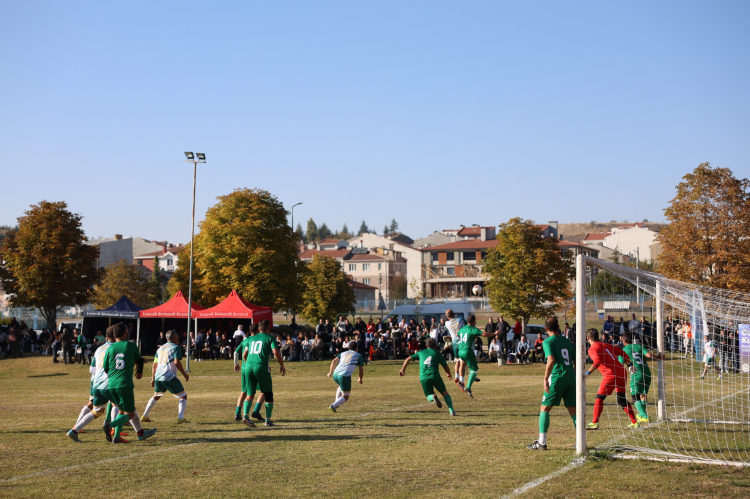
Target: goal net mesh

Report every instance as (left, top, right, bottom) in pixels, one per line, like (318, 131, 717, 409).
(582, 258, 750, 465)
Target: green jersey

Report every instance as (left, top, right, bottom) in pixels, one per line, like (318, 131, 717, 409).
(411, 348, 448, 381)
(620, 344, 651, 378)
(542, 334, 575, 385)
(238, 336, 252, 372)
(102, 340, 142, 389)
(457, 325, 483, 354)
(243, 332, 278, 366)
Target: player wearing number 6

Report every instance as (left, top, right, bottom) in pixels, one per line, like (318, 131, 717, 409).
(584, 328, 639, 429)
(399, 338, 456, 416)
(327, 341, 364, 412)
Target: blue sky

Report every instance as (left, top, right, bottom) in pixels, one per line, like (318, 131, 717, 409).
(2, 1, 749, 243)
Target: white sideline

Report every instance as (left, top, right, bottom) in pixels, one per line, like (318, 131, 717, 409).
(499, 457, 585, 499)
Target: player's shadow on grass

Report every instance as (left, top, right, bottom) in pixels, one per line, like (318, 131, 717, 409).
(28, 373, 69, 378)
(170, 434, 374, 444)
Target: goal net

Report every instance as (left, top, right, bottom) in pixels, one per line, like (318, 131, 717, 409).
(575, 256, 750, 466)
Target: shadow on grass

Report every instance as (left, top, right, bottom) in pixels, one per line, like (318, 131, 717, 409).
(28, 373, 69, 378)
(168, 434, 375, 444)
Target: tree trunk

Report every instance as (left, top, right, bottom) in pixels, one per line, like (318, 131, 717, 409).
(42, 306, 57, 331)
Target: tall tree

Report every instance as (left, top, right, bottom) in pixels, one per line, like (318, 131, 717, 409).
(358, 221, 369, 236)
(93, 259, 156, 309)
(336, 224, 352, 240)
(318, 223, 332, 240)
(383, 225, 390, 236)
(306, 218, 318, 243)
(389, 219, 399, 233)
(389, 273, 408, 300)
(484, 218, 573, 325)
(187, 188, 305, 310)
(294, 223, 305, 243)
(300, 254, 356, 322)
(659, 163, 750, 290)
(0, 201, 102, 327)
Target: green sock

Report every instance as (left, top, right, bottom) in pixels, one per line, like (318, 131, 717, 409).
(427, 395, 434, 402)
(641, 400, 648, 418)
(539, 411, 550, 433)
(265, 402, 273, 420)
(636, 400, 647, 418)
(254, 402, 262, 413)
(235, 405, 242, 417)
(466, 371, 478, 390)
(243, 401, 251, 418)
(444, 394, 454, 411)
(570, 414, 577, 427)
(104, 402, 113, 425)
(111, 413, 130, 440)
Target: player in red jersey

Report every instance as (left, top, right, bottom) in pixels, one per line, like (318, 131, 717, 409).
(584, 328, 640, 429)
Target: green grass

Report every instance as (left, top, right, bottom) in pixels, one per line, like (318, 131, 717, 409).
(1, 355, 749, 498)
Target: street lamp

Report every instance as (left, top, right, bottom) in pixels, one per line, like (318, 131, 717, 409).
(291, 202, 302, 240)
(184, 151, 206, 372)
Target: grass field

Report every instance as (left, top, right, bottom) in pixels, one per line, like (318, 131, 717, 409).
(2, 355, 750, 498)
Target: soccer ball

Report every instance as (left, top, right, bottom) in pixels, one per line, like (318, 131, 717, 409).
(472, 285, 482, 295)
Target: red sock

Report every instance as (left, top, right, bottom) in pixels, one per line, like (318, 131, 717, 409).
(625, 404, 637, 423)
(593, 398, 604, 423)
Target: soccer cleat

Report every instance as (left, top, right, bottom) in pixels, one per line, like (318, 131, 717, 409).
(175, 418, 189, 424)
(138, 428, 158, 441)
(526, 440, 547, 451)
(251, 411, 265, 422)
(112, 437, 129, 444)
(718, 375, 723, 380)
(103, 422, 112, 442)
(264, 420, 275, 427)
(140, 416, 152, 423)
(586, 422, 599, 430)
(449, 409, 457, 416)
(700, 374, 705, 380)
(329, 405, 337, 413)
(242, 418, 256, 428)
(636, 415, 649, 423)
(628, 422, 640, 429)
(454, 378, 465, 392)
(234, 414, 242, 421)
(465, 389, 473, 399)
(109, 429, 129, 436)
(434, 397, 443, 409)
(67, 430, 81, 443)
(475, 377, 481, 383)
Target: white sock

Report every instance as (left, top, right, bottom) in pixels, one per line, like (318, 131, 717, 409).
(335, 387, 342, 401)
(111, 406, 120, 421)
(75, 406, 91, 426)
(143, 397, 157, 418)
(130, 411, 143, 432)
(178, 398, 187, 419)
(459, 376, 464, 383)
(332, 396, 347, 408)
(539, 432, 547, 446)
(73, 412, 96, 432)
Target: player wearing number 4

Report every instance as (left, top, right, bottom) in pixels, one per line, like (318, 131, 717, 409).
(527, 317, 576, 451)
(327, 341, 364, 412)
(619, 332, 663, 423)
(399, 338, 456, 416)
(456, 315, 497, 398)
(140, 330, 190, 424)
(585, 328, 639, 430)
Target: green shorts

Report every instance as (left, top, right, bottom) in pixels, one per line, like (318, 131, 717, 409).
(109, 387, 135, 413)
(92, 387, 115, 407)
(333, 373, 352, 392)
(155, 377, 185, 395)
(421, 377, 447, 397)
(458, 348, 478, 372)
(705, 357, 716, 366)
(630, 374, 652, 396)
(244, 364, 272, 395)
(541, 381, 576, 407)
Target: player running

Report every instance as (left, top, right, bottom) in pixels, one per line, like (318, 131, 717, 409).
(327, 341, 364, 412)
(527, 317, 577, 450)
(399, 338, 456, 416)
(456, 315, 497, 398)
(444, 309, 466, 390)
(619, 332, 662, 423)
(102, 323, 157, 443)
(584, 328, 639, 430)
(700, 336, 722, 380)
(241, 319, 285, 428)
(234, 324, 267, 422)
(140, 330, 190, 424)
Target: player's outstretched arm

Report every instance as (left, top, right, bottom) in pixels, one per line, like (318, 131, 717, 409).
(135, 357, 145, 380)
(399, 357, 412, 377)
(327, 358, 339, 378)
(543, 355, 554, 392)
(233, 347, 242, 372)
(273, 348, 286, 376)
(175, 359, 189, 382)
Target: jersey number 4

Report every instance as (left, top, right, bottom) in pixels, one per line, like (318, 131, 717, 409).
(423, 356, 433, 366)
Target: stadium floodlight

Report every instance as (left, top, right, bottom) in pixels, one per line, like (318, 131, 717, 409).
(184, 151, 194, 160)
(183, 150, 206, 371)
(196, 153, 206, 161)
(291, 202, 303, 238)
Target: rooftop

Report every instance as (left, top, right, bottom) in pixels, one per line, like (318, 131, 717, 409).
(299, 248, 351, 260)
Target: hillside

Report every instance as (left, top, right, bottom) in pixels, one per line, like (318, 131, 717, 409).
(558, 222, 668, 244)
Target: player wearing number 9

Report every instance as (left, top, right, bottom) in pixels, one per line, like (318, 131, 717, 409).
(584, 328, 640, 430)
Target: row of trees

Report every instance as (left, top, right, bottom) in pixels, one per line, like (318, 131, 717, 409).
(297, 218, 400, 243)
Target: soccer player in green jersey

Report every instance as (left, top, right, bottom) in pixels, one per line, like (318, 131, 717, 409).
(327, 341, 364, 412)
(618, 332, 663, 423)
(399, 338, 456, 415)
(445, 309, 466, 389)
(527, 317, 577, 451)
(241, 319, 285, 427)
(102, 323, 157, 443)
(456, 315, 497, 398)
(140, 330, 190, 424)
(234, 324, 267, 422)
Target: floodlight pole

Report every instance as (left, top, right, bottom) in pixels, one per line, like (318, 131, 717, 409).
(575, 254, 587, 456)
(185, 153, 205, 372)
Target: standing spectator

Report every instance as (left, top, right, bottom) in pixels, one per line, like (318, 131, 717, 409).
(8, 326, 21, 358)
(60, 327, 73, 364)
(232, 325, 246, 350)
(438, 318, 448, 339)
(485, 317, 496, 336)
(194, 329, 206, 362)
(333, 337, 345, 357)
(315, 320, 327, 340)
(325, 319, 334, 340)
(289, 317, 300, 336)
(628, 314, 640, 338)
(602, 316, 614, 342)
(534, 335, 545, 363)
(682, 321, 693, 358)
(513, 320, 523, 343)
(473, 336, 485, 361)
(313, 333, 325, 360)
(76, 329, 88, 365)
(517, 335, 530, 364)
(335, 316, 347, 341)
(127, 322, 137, 343)
(207, 329, 219, 360)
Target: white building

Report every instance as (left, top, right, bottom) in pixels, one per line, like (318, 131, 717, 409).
(347, 233, 424, 298)
(86, 235, 165, 269)
(582, 223, 658, 261)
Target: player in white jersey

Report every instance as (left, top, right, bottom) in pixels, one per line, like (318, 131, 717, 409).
(445, 309, 467, 391)
(141, 330, 190, 423)
(68, 327, 120, 442)
(327, 341, 364, 412)
(700, 337, 722, 380)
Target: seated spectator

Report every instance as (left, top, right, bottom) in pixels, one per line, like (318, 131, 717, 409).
(517, 335, 530, 364)
(366, 320, 375, 341)
(301, 333, 313, 361)
(333, 337, 345, 357)
(377, 333, 390, 359)
(488, 338, 502, 362)
(219, 332, 232, 359)
(281, 334, 294, 360)
(442, 335, 454, 361)
(534, 335, 545, 363)
(474, 336, 486, 361)
(156, 332, 167, 347)
(406, 335, 419, 355)
(313, 333, 325, 360)
(94, 330, 106, 345)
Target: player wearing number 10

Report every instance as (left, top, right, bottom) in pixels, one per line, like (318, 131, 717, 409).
(241, 319, 286, 428)
(527, 317, 576, 451)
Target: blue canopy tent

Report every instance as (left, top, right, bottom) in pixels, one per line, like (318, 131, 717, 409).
(82, 296, 144, 350)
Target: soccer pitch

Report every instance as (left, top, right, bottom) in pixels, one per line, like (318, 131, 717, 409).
(2, 356, 750, 498)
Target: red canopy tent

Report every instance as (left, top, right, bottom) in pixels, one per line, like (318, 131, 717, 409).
(139, 290, 206, 319)
(196, 290, 273, 328)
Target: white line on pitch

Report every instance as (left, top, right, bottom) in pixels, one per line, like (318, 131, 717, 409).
(499, 458, 585, 499)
